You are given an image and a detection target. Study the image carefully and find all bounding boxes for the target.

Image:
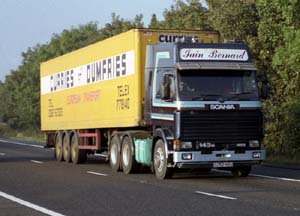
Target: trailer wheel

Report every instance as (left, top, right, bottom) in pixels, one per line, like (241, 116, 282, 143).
(109, 136, 121, 172)
(153, 139, 173, 179)
(55, 131, 63, 162)
(231, 166, 251, 177)
(62, 131, 71, 162)
(70, 132, 87, 164)
(121, 136, 138, 174)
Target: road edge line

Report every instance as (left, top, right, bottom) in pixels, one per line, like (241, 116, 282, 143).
(195, 191, 237, 200)
(87, 171, 108, 177)
(0, 191, 65, 216)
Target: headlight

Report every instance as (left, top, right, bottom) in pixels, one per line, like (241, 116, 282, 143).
(182, 153, 192, 160)
(249, 140, 259, 148)
(181, 141, 192, 149)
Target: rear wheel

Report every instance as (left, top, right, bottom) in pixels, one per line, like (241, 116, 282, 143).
(109, 135, 121, 172)
(121, 136, 138, 174)
(55, 131, 63, 162)
(70, 131, 87, 164)
(231, 166, 251, 177)
(153, 139, 173, 179)
(62, 131, 71, 163)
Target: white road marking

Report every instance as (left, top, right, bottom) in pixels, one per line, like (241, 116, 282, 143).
(0, 139, 44, 149)
(0, 152, 6, 156)
(195, 191, 237, 200)
(31, 160, 44, 164)
(250, 174, 300, 183)
(213, 169, 300, 183)
(87, 171, 108, 177)
(0, 191, 65, 216)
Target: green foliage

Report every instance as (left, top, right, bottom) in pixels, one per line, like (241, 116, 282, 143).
(272, 29, 300, 93)
(148, 14, 162, 29)
(257, 0, 300, 156)
(206, 0, 258, 40)
(99, 13, 144, 39)
(161, 0, 212, 29)
(264, 98, 300, 156)
(268, 28, 300, 156)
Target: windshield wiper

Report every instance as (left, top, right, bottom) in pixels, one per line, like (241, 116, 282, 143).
(192, 94, 226, 101)
(229, 91, 255, 97)
(232, 91, 253, 95)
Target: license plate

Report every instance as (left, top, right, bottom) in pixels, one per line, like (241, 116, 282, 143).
(213, 162, 234, 168)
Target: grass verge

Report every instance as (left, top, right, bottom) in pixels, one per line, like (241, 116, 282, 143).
(265, 153, 300, 168)
(0, 122, 46, 142)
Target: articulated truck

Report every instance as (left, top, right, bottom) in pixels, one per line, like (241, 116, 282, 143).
(41, 29, 267, 179)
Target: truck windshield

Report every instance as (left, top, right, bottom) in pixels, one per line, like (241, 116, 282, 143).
(177, 70, 259, 101)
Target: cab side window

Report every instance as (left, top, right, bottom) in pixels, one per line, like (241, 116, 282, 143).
(155, 70, 175, 101)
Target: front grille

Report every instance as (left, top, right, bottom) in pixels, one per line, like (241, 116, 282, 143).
(180, 110, 262, 144)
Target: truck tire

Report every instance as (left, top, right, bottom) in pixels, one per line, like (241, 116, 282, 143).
(70, 131, 87, 164)
(231, 166, 251, 177)
(121, 136, 138, 174)
(153, 139, 173, 179)
(55, 131, 63, 162)
(62, 131, 71, 162)
(109, 135, 121, 172)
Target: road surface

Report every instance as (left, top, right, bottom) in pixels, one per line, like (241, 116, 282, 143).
(0, 137, 300, 216)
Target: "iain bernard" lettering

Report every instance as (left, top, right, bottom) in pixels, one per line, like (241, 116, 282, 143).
(180, 48, 249, 61)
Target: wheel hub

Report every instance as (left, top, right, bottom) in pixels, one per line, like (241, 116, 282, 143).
(110, 144, 118, 165)
(154, 147, 164, 173)
(122, 144, 130, 166)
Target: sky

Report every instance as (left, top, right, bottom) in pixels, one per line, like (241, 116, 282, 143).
(0, 0, 176, 81)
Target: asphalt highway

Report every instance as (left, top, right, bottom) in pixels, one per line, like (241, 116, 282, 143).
(0, 137, 300, 216)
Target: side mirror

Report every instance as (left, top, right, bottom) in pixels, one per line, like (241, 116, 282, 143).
(259, 75, 268, 99)
(160, 75, 172, 101)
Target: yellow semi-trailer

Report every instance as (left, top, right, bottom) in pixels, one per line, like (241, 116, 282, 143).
(41, 29, 218, 130)
(41, 29, 267, 179)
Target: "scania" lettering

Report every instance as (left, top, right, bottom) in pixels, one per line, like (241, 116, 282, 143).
(209, 104, 236, 110)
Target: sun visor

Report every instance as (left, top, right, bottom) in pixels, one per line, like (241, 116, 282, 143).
(176, 62, 257, 71)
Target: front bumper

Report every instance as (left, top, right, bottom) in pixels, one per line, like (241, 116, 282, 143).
(173, 150, 266, 169)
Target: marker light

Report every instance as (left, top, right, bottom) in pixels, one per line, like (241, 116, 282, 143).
(249, 140, 259, 148)
(173, 140, 181, 151)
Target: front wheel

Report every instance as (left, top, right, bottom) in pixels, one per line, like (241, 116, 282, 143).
(153, 139, 173, 179)
(231, 166, 251, 177)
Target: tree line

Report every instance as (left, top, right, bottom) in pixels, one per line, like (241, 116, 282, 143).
(0, 0, 299, 158)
